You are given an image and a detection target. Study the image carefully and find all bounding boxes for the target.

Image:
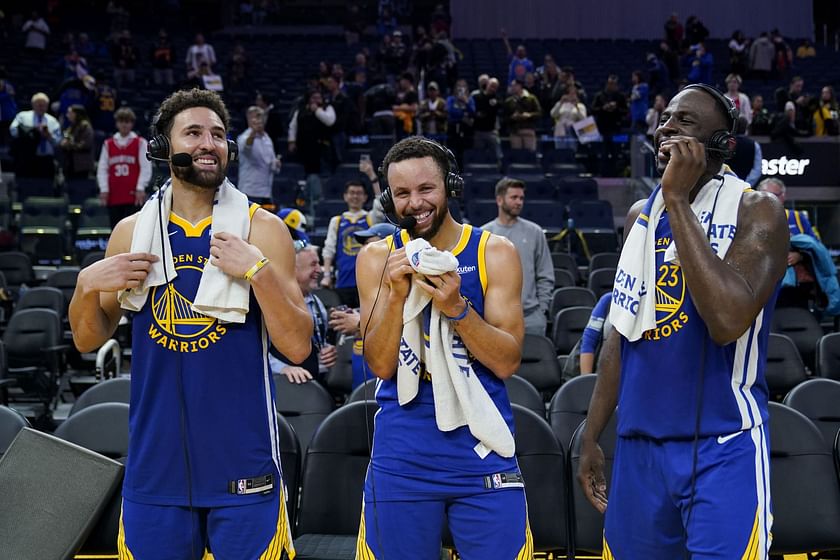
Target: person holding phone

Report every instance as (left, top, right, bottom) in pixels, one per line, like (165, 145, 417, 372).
(236, 105, 281, 208)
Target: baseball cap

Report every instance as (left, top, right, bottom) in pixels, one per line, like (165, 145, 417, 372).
(427, 81, 439, 91)
(277, 208, 310, 243)
(353, 222, 396, 243)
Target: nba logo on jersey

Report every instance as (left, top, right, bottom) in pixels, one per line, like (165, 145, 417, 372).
(491, 474, 503, 489)
(237, 479, 247, 494)
(411, 252, 421, 268)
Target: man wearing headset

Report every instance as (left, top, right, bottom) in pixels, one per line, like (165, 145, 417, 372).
(577, 85, 788, 558)
(69, 89, 311, 559)
(355, 136, 532, 559)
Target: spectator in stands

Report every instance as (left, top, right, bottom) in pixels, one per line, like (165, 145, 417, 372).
(384, 30, 410, 86)
(321, 180, 372, 307)
(685, 42, 713, 85)
(366, 81, 397, 136)
(254, 91, 283, 142)
(658, 41, 681, 85)
(749, 32, 775, 81)
(445, 78, 475, 167)
(76, 33, 100, 58)
(550, 88, 587, 145)
(813, 85, 839, 136)
(375, 6, 397, 38)
(324, 75, 350, 166)
(748, 94, 773, 135)
(730, 117, 763, 187)
(757, 178, 818, 239)
(411, 25, 435, 73)
(56, 74, 97, 129)
(270, 242, 337, 384)
(536, 54, 563, 112)
(591, 74, 629, 171)
(111, 30, 137, 88)
(288, 89, 335, 217)
(430, 3, 451, 36)
(90, 73, 119, 136)
(471, 76, 502, 161)
(392, 72, 418, 137)
(646, 94, 666, 137)
(150, 29, 175, 87)
(796, 39, 816, 59)
(558, 66, 588, 105)
(663, 13, 683, 50)
(629, 70, 650, 133)
(646, 52, 670, 96)
(237, 106, 281, 207)
(502, 29, 534, 84)
(503, 78, 541, 152)
(482, 177, 554, 336)
(684, 15, 709, 48)
(97, 107, 150, 227)
(59, 104, 95, 180)
(62, 49, 89, 82)
(771, 29, 793, 77)
(9, 92, 61, 178)
(418, 81, 447, 135)
(724, 74, 752, 124)
(185, 33, 217, 76)
(227, 43, 249, 92)
(0, 69, 17, 146)
(22, 11, 50, 55)
(728, 30, 749, 77)
(775, 75, 805, 112)
(580, 293, 611, 374)
(772, 100, 810, 154)
(343, 3, 366, 46)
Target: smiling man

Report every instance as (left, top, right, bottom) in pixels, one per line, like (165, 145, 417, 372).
(355, 137, 531, 559)
(577, 85, 788, 559)
(69, 89, 311, 559)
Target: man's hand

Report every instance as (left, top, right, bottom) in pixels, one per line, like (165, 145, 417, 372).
(329, 308, 360, 335)
(359, 158, 375, 179)
(78, 252, 158, 293)
(659, 135, 708, 203)
(319, 344, 338, 369)
(281, 366, 312, 384)
(210, 232, 263, 278)
(320, 274, 333, 288)
(577, 438, 608, 514)
(134, 189, 147, 206)
(99, 192, 109, 205)
(787, 251, 803, 266)
(414, 270, 465, 318)
(385, 248, 414, 301)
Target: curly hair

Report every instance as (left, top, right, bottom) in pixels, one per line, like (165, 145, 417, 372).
(152, 88, 231, 138)
(380, 136, 452, 183)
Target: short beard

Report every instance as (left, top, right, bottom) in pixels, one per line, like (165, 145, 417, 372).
(411, 202, 448, 241)
(172, 161, 227, 189)
(502, 202, 521, 218)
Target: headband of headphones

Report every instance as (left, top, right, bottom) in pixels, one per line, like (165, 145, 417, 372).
(683, 83, 739, 134)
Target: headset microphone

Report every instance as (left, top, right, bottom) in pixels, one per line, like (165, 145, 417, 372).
(398, 216, 417, 230)
(170, 153, 194, 167)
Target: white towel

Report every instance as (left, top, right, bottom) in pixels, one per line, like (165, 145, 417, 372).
(610, 168, 747, 342)
(398, 238, 516, 459)
(118, 178, 253, 323)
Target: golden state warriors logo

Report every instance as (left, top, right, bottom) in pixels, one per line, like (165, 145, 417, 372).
(643, 241, 690, 341)
(147, 255, 228, 352)
(341, 226, 365, 256)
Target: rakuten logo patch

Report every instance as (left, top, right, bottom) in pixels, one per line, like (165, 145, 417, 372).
(761, 157, 811, 176)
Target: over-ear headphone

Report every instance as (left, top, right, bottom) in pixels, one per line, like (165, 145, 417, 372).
(683, 83, 738, 160)
(377, 138, 463, 218)
(146, 133, 239, 164)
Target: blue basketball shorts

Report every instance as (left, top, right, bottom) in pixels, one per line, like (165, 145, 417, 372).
(119, 489, 294, 560)
(356, 488, 533, 560)
(603, 425, 772, 559)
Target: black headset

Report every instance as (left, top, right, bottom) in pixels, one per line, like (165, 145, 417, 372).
(683, 83, 739, 160)
(377, 138, 463, 218)
(146, 132, 239, 163)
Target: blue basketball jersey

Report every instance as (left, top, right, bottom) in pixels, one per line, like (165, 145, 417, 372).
(335, 212, 372, 288)
(618, 207, 778, 439)
(125, 206, 285, 507)
(785, 209, 817, 238)
(368, 225, 519, 500)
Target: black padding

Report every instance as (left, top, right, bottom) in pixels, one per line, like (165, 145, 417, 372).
(0, 428, 123, 560)
(54, 402, 129, 459)
(549, 374, 598, 452)
(69, 377, 131, 416)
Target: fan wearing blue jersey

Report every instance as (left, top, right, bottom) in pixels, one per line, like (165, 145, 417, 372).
(69, 89, 312, 559)
(577, 86, 788, 559)
(355, 136, 532, 559)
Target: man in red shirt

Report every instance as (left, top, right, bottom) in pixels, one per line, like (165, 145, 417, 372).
(96, 107, 151, 226)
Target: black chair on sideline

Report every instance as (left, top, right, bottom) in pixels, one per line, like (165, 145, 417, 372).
(816, 333, 840, 380)
(771, 307, 824, 374)
(273, 375, 334, 454)
(549, 374, 598, 452)
(783, 378, 840, 454)
(505, 375, 545, 419)
(511, 404, 569, 555)
(347, 377, 378, 403)
(516, 334, 563, 397)
(276, 411, 302, 532)
(0, 405, 29, 458)
(569, 412, 617, 556)
(765, 333, 808, 401)
(552, 306, 593, 355)
(767, 402, 840, 555)
(68, 377, 131, 416)
(53, 402, 130, 460)
(293, 401, 376, 559)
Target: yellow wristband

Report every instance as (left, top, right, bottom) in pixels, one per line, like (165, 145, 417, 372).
(243, 257, 270, 281)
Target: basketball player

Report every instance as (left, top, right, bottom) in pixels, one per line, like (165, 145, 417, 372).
(69, 89, 312, 559)
(355, 137, 532, 559)
(577, 86, 788, 558)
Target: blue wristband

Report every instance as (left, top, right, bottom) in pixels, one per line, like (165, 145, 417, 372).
(444, 299, 470, 321)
